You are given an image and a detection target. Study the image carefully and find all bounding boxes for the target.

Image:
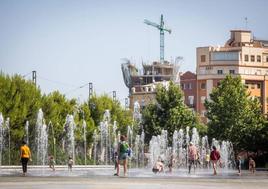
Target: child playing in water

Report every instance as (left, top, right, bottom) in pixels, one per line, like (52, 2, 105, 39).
(249, 157, 256, 174)
(48, 155, 55, 171)
(68, 156, 74, 171)
(236, 156, 242, 175)
(168, 154, 175, 173)
(152, 159, 165, 174)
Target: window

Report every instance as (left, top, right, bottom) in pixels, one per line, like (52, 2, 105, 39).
(201, 83, 206, 89)
(211, 52, 239, 61)
(188, 96, 194, 105)
(229, 70, 235, 74)
(266, 56, 268, 62)
(257, 83, 261, 89)
(206, 66, 212, 70)
(201, 110, 206, 117)
(244, 54, 249, 62)
(257, 55, 261, 62)
(217, 70, 223, 74)
(251, 55, 255, 62)
(201, 96, 206, 103)
(201, 55, 206, 62)
(187, 83, 192, 90)
(181, 83, 185, 90)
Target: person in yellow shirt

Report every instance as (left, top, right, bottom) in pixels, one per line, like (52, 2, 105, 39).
(20, 141, 32, 176)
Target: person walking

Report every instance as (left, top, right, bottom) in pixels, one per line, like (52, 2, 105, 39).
(48, 155, 55, 171)
(249, 157, 256, 174)
(68, 156, 74, 171)
(168, 154, 175, 173)
(236, 156, 242, 175)
(20, 141, 32, 176)
(210, 146, 221, 175)
(188, 142, 197, 174)
(115, 135, 129, 177)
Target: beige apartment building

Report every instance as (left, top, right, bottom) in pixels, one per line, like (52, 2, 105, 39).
(196, 30, 268, 122)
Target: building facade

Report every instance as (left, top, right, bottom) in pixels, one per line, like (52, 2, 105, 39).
(196, 30, 268, 122)
(180, 71, 197, 111)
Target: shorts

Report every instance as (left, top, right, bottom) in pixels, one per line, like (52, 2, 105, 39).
(119, 153, 128, 160)
(188, 159, 195, 165)
(152, 168, 159, 173)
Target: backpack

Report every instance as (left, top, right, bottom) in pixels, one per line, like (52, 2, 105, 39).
(120, 142, 129, 154)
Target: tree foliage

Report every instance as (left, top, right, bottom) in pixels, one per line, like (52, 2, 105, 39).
(0, 73, 132, 164)
(205, 75, 267, 152)
(142, 81, 201, 144)
(0, 73, 42, 162)
(89, 94, 133, 135)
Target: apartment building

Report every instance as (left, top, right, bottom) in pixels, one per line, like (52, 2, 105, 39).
(196, 30, 268, 122)
(180, 71, 197, 110)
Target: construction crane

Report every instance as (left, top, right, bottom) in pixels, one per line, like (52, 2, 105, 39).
(144, 14, 171, 64)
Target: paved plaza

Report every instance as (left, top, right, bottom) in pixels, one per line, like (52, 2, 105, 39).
(0, 166, 267, 189)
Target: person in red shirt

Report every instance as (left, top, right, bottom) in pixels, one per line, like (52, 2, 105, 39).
(210, 146, 221, 175)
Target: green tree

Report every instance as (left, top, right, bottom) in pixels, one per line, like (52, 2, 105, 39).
(42, 92, 97, 164)
(0, 73, 42, 164)
(142, 81, 200, 144)
(205, 75, 266, 151)
(89, 94, 132, 135)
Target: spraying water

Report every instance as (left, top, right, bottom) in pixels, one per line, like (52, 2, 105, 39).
(36, 109, 48, 166)
(82, 120, 87, 165)
(0, 113, 3, 166)
(149, 127, 234, 170)
(25, 121, 29, 145)
(65, 115, 76, 164)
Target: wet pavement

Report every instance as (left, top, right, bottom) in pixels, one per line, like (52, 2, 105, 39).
(0, 166, 267, 189)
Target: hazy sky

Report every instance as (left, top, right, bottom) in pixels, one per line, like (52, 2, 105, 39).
(1, 0, 268, 104)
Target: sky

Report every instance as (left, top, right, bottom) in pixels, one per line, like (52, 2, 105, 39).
(1, 0, 268, 105)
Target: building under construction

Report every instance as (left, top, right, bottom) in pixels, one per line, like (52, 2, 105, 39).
(121, 14, 180, 110)
(121, 59, 180, 110)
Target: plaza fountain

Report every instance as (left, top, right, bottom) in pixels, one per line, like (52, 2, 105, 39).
(64, 114, 76, 164)
(0, 107, 236, 177)
(25, 121, 29, 145)
(0, 114, 11, 166)
(0, 113, 3, 167)
(82, 120, 87, 165)
(148, 127, 235, 170)
(36, 109, 48, 166)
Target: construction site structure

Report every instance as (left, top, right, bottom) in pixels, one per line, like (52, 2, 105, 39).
(121, 59, 180, 110)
